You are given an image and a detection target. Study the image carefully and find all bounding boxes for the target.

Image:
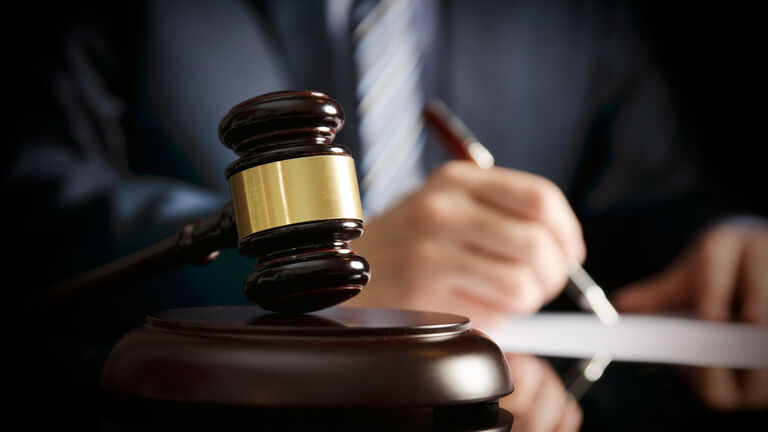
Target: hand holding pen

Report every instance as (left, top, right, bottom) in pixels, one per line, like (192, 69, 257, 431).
(348, 99, 594, 329)
(423, 99, 768, 411)
(422, 98, 616, 403)
(423, 99, 620, 326)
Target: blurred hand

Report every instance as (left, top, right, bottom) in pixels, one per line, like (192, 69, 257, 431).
(500, 354, 583, 432)
(612, 217, 768, 324)
(347, 161, 586, 328)
(680, 366, 768, 412)
(612, 218, 768, 411)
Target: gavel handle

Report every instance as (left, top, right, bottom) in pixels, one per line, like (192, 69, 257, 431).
(18, 202, 239, 315)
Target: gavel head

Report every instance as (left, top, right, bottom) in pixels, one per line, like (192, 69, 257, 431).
(219, 91, 370, 313)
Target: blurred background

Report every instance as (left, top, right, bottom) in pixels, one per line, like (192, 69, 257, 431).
(4, 1, 766, 430)
(6, 0, 766, 310)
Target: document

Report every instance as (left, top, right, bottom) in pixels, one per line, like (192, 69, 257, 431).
(485, 312, 768, 369)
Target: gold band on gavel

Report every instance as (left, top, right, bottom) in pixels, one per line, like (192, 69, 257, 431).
(228, 155, 364, 239)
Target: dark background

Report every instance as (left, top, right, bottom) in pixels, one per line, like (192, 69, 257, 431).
(633, 1, 766, 217)
(6, 0, 767, 212)
(4, 1, 766, 430)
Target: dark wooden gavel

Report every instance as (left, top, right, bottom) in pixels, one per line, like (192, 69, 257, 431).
(21, 91, 370, 315)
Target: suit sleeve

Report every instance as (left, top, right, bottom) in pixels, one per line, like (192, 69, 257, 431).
(6, 5, 230, 300)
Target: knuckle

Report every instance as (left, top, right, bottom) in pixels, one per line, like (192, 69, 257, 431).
(704, 391, 739, 412)
(433, 160, 469, 182)
(700, 229, 727, 255)
(525, 178, 560, 219)
(696, 298, 728, 322)
(524, 188, 546, 218)
(696, 230, 731, 269)
(521, 224, 548, 258)
(500, 267, 544, 313)
(745, 379, 768, 409)
(400, 241, 436, 290)
(545, 270, 569, 298)
(407, 239, 437, 264)
(410, 193, 451, 227)
(741, 300, 768, 325)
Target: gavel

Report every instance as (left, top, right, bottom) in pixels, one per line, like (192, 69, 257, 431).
(18, 90, 515, 430)
(21, 91, 370, 315)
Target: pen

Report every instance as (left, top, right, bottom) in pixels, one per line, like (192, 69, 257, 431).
(423, 98, 615, 401)
(422, 99, 620, 326)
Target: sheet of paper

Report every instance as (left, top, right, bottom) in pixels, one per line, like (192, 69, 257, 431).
(484, 312, 768, 369)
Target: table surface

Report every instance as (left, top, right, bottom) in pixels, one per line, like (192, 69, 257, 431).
(9, 306, 768, 431)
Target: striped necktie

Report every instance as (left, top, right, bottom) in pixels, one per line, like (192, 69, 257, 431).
(352, 0, 426, 216)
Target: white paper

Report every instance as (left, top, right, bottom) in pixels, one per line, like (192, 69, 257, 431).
(485, 312, 768, 369)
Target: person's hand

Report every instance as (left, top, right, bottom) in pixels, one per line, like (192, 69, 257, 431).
(346, 161, 586, 329)
(679, 366, 768, 412)
(612, 217, 768, 324)
(499, 354, 583, 432)
(612, 218, 768, 411)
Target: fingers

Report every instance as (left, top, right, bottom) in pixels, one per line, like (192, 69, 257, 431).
(739, 234, 768, 324)
(610, 226, 739, 316)
(612, 221, 768, 324)
(553, 397, 583, 432)
(458, 202, 570, 302)
(356, 233, 549, 318)
(694, 228, 743, 322)
(428, 240, 547, 315)
(501, 354, 579, 432)
(611, 264, 690, 312)
(424, 288, 509, 329)
(500, 354, 545, 416)
(350, 161, 587, 321)
(681, 367, 768, 412)
(742, 369, 768, 410)
(424, 162, 578, 300)
(404, 171, 575, 307)
(686, 367, 742, 411)
(519, 366, 571, 432)
(428, 161, 586, 263)
(469, 168, 586, 264)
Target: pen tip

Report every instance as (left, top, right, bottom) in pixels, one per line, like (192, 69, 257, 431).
(467, 141, 494, 169)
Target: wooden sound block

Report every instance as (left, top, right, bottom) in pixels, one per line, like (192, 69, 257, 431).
(100, 306, 514, 408)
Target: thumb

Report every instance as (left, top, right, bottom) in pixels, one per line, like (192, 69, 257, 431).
(611, 264, 690, 312)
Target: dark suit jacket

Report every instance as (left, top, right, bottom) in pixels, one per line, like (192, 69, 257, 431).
(8, 0, 745, 304)
(6, 3, 766, 429)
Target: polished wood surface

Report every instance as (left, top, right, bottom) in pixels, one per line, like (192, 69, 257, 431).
(100, 306, 514, 408)
(100, 397, 513, 431)
(219, 90, 347, 175)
